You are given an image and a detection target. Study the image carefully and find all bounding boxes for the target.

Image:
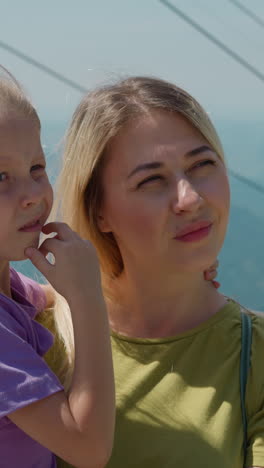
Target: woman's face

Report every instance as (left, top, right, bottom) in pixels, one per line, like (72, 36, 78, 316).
(99, 110, 230, 275)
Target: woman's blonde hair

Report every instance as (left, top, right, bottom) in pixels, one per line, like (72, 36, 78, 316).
(53, 76, 225, 385)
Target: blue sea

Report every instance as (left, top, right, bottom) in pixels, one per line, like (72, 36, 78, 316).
(13, 117, 264, 311)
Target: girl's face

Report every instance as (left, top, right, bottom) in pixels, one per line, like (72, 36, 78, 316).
(0, 110, 53, 261)
(99, 110, 230, 276)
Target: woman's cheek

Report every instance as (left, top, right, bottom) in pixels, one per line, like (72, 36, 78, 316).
(119, 200, 158, 241)
(201, 173, 230, 209)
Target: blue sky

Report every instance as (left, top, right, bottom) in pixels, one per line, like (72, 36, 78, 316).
(1, 0, 264, 122)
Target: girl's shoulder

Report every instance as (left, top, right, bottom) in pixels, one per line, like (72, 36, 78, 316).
(0, 283, 32, 340)
(0, 271, 54, 359)
(10, 268, 47, 314)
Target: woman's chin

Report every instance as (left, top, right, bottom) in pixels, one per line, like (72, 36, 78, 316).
(169, 251, 220, 275)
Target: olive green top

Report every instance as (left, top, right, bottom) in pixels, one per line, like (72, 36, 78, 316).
(39, 300, 264, 468)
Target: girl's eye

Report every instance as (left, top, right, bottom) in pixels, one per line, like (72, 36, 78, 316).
(192, 160, 216, 171)
(31, 164, 45, 172)
(137, 175, 164, 188)
(0, 172, 8, 182)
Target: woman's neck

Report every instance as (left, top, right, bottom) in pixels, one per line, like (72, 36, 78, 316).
(107, 270, 226, 338)
(0, 262, 11, 297)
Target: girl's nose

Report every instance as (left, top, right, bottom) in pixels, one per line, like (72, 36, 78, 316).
(19, 180, 43, 209)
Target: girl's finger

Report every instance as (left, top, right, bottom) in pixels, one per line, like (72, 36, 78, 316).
(204, 269, 217, 281)
(25, 247, 53, 277)
(42, 222, 76, 240)
(38, 244, 52, 259)
(208, 259, 219, 272)
(38, 237, 61, 255)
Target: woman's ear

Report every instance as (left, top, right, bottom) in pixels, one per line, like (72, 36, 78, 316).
(98, 214, 112, 233)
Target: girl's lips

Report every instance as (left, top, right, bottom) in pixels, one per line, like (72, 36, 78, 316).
(19, 219, 42, 233)
(175, 222, 213, 243)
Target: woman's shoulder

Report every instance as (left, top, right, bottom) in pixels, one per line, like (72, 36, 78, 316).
(224, 298, 264, 328)
(237, 303, 264, 408)
(247, 309, 264, 363)
(236, 301, 264, 339)
(249, 309, 264, 331)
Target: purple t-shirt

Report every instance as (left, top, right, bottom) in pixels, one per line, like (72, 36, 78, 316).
(0, 268, 63, 467)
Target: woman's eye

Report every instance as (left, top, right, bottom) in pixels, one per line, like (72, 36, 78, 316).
(192, 160, 216, 171)
(137, 175, 163, 188)
(0, 172, 8, 182)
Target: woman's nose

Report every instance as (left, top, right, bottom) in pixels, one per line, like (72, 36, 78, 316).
(171, 178, 203, 214)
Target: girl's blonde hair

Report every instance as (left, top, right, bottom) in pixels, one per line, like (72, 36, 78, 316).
(53, 76, 225, 385)
(0, 65, 39, 122)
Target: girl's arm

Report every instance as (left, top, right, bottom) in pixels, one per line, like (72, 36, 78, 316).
(9, 223, 115, 468)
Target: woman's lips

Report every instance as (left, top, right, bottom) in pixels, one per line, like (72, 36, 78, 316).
(174, 221, 213, 243)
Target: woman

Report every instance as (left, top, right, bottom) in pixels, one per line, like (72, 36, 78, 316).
(40, 76, 264, 468)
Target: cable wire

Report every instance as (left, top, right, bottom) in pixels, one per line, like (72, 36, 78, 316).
(157, 0, 264, 85)
(1, 29, 264, 195)
(227, 0, 264, 30)
(0, 40, 86, 93)
(157, 0, 264, 195)
(229, 169, 264, 195)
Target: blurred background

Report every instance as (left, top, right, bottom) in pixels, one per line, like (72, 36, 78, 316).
(2, 0, 264, 309)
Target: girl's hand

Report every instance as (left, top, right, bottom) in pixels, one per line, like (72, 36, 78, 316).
(25, 222, 102, 302)
(204, 260, 220, 289)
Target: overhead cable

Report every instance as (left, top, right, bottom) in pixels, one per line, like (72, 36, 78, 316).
(227, 0, 264, 30)
(229, 169, 264, 195)
(1, 29, 264, 195)
(157, 0, 264, 195)
(0, 40, 86, 93)
(157, 0, 264, 85)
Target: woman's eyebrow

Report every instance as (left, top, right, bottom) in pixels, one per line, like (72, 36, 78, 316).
(127, 145, 213, 179)
(127, 161, 163, 179)
(185, 145, 213, 157)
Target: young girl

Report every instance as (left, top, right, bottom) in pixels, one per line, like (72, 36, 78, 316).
(0, 69, 115, 467)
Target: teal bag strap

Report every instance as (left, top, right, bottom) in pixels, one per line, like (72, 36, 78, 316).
(240, 311, 252, 464)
